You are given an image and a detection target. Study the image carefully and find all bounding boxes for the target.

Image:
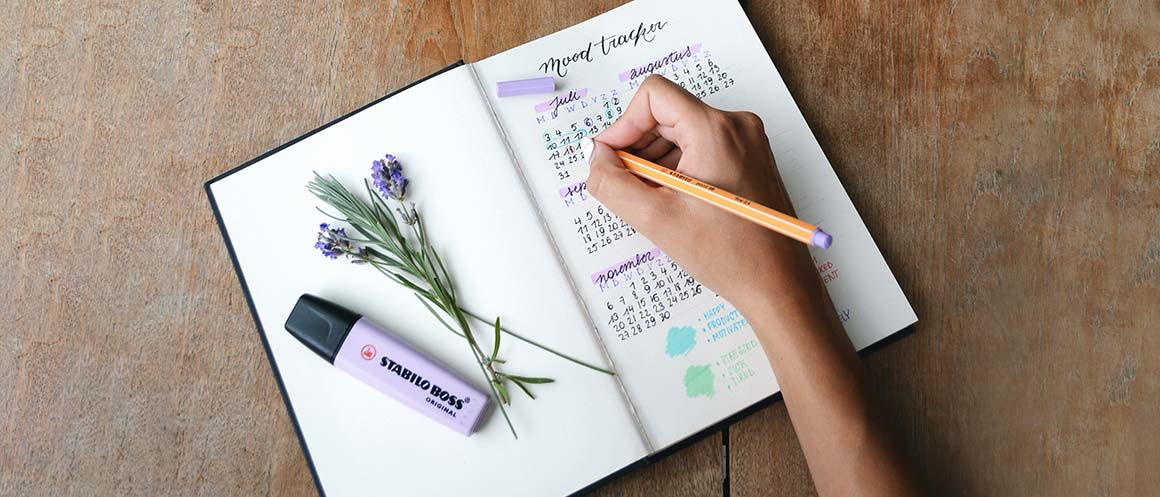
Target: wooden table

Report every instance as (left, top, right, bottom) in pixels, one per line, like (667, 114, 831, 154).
(3, 1, 1157, 495)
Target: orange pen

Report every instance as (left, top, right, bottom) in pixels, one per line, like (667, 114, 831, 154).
(581, 138, 832, 248)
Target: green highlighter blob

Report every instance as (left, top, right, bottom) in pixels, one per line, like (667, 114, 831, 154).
(684, 364, 716, 399)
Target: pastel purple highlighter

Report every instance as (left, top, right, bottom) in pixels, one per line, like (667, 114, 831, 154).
(496, 76, 555, 97)
(285, 294, 490, 436)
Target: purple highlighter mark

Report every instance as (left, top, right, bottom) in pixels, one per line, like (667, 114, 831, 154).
(618, 44, 703, 82)
(559, 180, 587, 198)
(560, 181, 589, 207)
(592, 247, 662, 286)
(534, 88, 589, 114)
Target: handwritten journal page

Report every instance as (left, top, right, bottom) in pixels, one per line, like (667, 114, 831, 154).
(474, 0, 917, 450)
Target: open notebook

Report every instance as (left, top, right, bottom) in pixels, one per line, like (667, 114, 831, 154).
(205, 0, 917, 495)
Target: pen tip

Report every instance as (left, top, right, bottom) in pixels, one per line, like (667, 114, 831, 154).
(811, 228, 833, 249)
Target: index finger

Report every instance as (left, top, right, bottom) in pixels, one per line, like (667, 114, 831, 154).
(595, 75, 709, 150)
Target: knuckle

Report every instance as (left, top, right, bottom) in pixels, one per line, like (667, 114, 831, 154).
(727, 111, 770, 149)
(733, 111, 765, 133)
(641, 74, 667, 91)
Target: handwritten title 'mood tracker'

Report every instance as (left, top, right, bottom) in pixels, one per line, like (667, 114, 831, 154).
(538, 20, 670, 77)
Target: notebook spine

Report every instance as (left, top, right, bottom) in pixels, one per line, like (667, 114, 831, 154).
(464, 63, 654, 453)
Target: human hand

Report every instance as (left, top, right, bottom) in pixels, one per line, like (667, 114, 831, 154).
(586, 75, 821, 315)
(588, 78, 922, 497)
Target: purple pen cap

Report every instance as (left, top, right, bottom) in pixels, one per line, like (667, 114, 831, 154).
(497, 76, 555, 97)
(811, 228, 833, 249)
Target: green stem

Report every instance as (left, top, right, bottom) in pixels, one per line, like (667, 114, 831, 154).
(459, 310, 615, 376)
(368, 259, 615, 376)
(414, 290, 518, 438)
(454, 307, 518, 438)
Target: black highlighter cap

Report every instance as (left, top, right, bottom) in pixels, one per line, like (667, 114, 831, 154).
(284, 294, 362, 363)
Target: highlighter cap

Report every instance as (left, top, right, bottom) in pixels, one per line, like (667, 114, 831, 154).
(285, 294, 360, 363)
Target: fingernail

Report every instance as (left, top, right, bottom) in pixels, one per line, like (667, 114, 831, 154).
(581, 138, 596, 166)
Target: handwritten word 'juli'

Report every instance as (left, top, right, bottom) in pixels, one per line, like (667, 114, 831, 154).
(535, 89, 589, 116)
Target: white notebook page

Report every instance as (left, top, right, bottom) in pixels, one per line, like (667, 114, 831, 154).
(475, 0, 918, 450)
(209, 66, 646, 497)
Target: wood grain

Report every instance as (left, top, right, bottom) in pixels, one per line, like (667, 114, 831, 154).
(0, 1, 1155, 496)
(735, 1, 1160, 496)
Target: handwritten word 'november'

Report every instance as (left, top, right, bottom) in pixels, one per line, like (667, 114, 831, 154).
(539, 20, 669, 78)
(591, 247, 661, 285)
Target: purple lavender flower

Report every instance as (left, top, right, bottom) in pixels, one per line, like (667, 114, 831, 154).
(371, 154, 409, 201)
(351, 246, 369, 264)
(397, 203, 418, 226)
(315, 222, 358, 261)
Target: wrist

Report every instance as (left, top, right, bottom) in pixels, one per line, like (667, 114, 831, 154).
(733, 284, 823, 336)
(729, 263, 836, 341)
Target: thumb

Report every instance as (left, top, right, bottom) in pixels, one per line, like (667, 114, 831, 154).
(585, 139, 677, 234)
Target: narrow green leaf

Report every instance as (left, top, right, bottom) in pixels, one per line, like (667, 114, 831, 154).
(490, 317, 502, 364)
(510, 378, 536, 400)
(459, 309, 616, 376)
(313, 207, 346, 222)
(415, 295, 464, 338)
(505, 375, 555, 384)
(494, 381, 511, 405)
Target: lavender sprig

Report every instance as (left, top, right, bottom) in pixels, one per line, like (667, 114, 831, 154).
(314, 223, 369, 262)
(307, 156, 614, 438)
(371, 154, 409, 201)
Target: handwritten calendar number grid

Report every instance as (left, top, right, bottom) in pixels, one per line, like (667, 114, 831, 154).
(601, 255, 706, 342)
(576, 205, 639, 255)
(528, 44, 745, 345)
